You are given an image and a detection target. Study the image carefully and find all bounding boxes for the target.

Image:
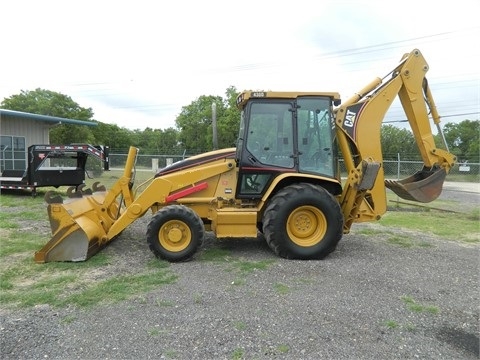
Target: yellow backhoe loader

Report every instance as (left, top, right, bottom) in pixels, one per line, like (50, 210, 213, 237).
(35, 49, 456, 263)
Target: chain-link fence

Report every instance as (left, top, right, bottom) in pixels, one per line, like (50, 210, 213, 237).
(108, 152, 480, 182)
(383, 160, 479, 180)
(340, 159, 479, 182)
(109, 153, 189, 171)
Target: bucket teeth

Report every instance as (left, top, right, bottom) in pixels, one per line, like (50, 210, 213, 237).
(80, 184, 93, 195)
(44, 191, 64, 204)
(92, 181, 106, 192)
(67, 186, 83, 199)
(66, 183, 103, 199)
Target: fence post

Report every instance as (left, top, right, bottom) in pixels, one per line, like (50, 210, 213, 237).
(152, 158, 159, 172)
(397, 153, 400, 180)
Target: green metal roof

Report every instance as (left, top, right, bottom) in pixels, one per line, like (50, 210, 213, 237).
(0, 109, 97, 127)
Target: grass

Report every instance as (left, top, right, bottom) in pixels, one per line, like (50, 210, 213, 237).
(163, 349, 178, 359)
(61, 315, 77, 324)
(147, 326, 169, 337)
(0, 231, 50, 257)
(200, 248, 276, 286)
(233, 320, 247, 331)
(0, 191, 177, 309)
(380, 210, 479, 243)
(383, 319, 417, 331)
(65, 272, 177, 308)
(155, 299, 175, 307)
(0, 169, 179, 311)
(0, 256, 177, 308)
(0, 193, 46, 207)
(200, 247, 275, 271)
(384, 320, 399, 329)
(401, 296, 440, 314)
(382, 296, 439, 333)
(386, 235, 432, 248)
(232, 259, 275, 274)
(357, 192, 480, 244)
(231, 348, 245, 360)
(356, 228, 434, 248)
(199, 248, 233, 261)
(274, 283, 290, 295)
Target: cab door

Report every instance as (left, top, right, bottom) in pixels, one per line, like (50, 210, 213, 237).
(236, 100, 295, 198)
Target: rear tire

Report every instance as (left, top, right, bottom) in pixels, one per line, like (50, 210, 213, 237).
(147, 205, 204, 262)
(263, 183, 343, 259)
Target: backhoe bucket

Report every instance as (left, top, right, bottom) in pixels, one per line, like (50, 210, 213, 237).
(34, 191, 116, 263)
(385, 167, 447, 203)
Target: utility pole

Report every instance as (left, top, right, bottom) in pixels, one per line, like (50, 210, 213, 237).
(212, 102, 218, 150)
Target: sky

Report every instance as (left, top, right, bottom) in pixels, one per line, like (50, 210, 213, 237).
(1, 0, 479, 132)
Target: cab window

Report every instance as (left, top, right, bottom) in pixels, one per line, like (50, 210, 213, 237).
(246, 102, 294, 168)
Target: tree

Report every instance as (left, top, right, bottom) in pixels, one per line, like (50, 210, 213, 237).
(158, 127, 181, 154)
(442, 120, 480, 162)
(174, 86, 241, 154)
(91, 122, 133, 151)
(1, 88, 95, 144)
(380, 125, 418, 160)
(217, 86, 241, 148)
(175, 94, 224, 153)
(130, 127, 180, 154)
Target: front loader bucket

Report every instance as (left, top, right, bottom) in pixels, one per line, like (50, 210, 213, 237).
(35, 192, 113, 263)
(385, 167, 447, 203)
(35, 147, 139, 263)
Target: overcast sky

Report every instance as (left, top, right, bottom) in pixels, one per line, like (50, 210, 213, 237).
(1, 0, 479, 131)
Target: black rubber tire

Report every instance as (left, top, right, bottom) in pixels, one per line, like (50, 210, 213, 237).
(146, 205, 204, 262)
(262, 183, 343, 260)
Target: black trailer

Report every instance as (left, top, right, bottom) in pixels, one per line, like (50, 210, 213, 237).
(0, 144, 109, 196)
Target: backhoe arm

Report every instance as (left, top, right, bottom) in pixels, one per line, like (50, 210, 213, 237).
(335, 49, 456, 232)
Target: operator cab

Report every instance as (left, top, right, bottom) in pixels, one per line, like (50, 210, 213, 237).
(235, 91, 341, 198)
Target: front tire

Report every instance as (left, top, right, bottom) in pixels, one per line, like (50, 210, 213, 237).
(147, 205, 204, 262)
(263, 183, 343, 259)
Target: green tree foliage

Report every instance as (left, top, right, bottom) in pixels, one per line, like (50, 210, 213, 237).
(380, 124, 418, 160)
(442, 120, 479, 162)
(175, 86, 241, 154)
(1, 88, 95, 144)
(160, 128, 181, 153)
(176, 95, 223, 153)
(91, 122, 133, 152)
(129, 127, 182, 155)
(7, 87, 475, 167)
(218, 86, 241, 148)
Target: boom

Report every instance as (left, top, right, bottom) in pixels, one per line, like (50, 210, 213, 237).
(335, 49, 456, 232)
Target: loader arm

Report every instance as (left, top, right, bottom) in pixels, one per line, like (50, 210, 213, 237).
(335, 49, 456, 232)
(106, 154, 236, 239)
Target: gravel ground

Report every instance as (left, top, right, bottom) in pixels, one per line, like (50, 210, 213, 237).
(1, 184, 479, 360)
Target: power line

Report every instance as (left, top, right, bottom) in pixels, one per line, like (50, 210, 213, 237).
(384, 112, 480, 123)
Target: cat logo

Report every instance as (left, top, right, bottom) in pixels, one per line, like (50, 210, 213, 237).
(344, 109, 357, 128)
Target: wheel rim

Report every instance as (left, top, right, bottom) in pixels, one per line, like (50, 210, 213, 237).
(158, 219, 191, 252)
(286, 205, 327, 247)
